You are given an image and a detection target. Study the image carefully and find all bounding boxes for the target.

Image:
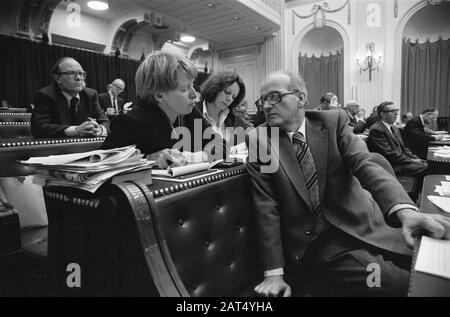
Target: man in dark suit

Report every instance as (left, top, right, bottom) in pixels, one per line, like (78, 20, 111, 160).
(31, 57, 109, 138)
(345, 100, 365, 134)
(246, 72, 450, 297)
(403, 109, 445, 159)
(98, 79, 125, 114)
(367, 102, 427, 176)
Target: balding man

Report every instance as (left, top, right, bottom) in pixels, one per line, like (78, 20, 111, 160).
(345, 100, 365, 134)
(31, 57, 109, 138)
(246, 71, 450, 297)
(99, 79, 125, 114)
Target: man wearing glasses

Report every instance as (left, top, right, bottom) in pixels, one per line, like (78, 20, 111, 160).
(99, 78, 126, 114)
(31, 57, 109, 138)
(367, 101, 427, 176)
(246, 72, 450, 296)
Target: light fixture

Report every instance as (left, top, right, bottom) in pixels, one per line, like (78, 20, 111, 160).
(180, 35, 196, 43)
(87, 1, 109, 11)
(356, 42, 382, 81)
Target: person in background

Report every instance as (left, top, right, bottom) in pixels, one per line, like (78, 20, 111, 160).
(101, 52, 227, 167)
(345, 100, 365, 134)
(367, 101, 427, 177)
(31, 57, 109, 138)
(247, 71, 450, 297)
(400, 112, 413, 125)
(314, 92, 339, 111)
(402, 108, 445, 159)
(99, 78, 125, 114)
(197, 71, 252, 143)
(364, 105, 380, 131)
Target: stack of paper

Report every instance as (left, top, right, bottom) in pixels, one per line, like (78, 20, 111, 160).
(415, 236, 450, 280)
(20, 145, 153, 193)
(432, 146, 450, 159)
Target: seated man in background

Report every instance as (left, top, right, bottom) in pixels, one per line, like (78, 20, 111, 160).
(403, 108, 445, 159)
(368, 101, 427, 177)
(314, 92, 339, 111)
(31, 57, 109, 138)
(101, 52, 227, 168)
(345, 100, 365, 134)
(99, 78, 125, 114)
(247, 71, 450, 297)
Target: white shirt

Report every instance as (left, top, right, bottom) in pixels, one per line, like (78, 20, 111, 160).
(202, 101, 231, 141)
(381, 120, 394, 134)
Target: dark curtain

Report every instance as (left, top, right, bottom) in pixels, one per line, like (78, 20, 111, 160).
(298, 49, 343, 109)
(0, 34, 141, 109)
(401, 38, 450, 117)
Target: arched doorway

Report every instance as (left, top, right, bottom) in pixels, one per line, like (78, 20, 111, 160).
(400, 2, 450, 120)
(297, 25, 344, 109)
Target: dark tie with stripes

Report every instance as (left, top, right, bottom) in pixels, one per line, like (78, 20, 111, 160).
(69, 97, 79, 124)
(292, 131, 321, 217)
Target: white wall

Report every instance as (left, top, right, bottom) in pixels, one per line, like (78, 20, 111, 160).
(49, 6, 110, 50)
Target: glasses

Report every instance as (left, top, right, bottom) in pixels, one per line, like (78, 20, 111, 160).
(383, 109, 399, 114)
(255, 90, 301, 108)
(56, 71, 87, 79)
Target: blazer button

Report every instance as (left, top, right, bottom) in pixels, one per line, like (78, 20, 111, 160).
(305, 228, 312, 235)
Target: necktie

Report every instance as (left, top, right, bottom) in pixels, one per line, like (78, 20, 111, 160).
(69, 97, 79, 124)
(113, 96, 118, 113)
(292, 131, 321, 218)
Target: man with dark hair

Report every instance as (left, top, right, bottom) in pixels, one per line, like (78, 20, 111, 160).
(314, 92, 338, 111)
(247, 72, 450, 297)
(367, 101, 427, 176)
(31, 57, 109, 138)
(402, 108, 445, 159)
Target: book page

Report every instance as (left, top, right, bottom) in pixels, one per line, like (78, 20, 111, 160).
(415, 236, 450, 280)
(427, 195, 450, 214)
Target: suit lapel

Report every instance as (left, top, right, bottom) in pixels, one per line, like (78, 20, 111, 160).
(306, 117, 328, 201)
(54, 84, 71, 124)
(275, 131, 313, 210)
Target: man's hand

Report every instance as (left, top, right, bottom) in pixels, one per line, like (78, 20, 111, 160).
(76, 120, 100, 137)
(396, 209, 450, 248)
(254, 275, 291, 297)
(147, 149, 183, 169)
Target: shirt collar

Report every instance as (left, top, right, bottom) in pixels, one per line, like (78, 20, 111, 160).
(61, 91, 80, 106)
(381, 120, 393, 132)
(287, 118, 306, 143)
(419, 114, 425, 126)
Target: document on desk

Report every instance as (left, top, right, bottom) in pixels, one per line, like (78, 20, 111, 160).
(415, 236, 450, 280)
(427, 195, 450, 213)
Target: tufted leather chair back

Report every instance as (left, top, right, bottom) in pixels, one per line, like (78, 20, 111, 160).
(151, 170, 261, 296)
(0, 113, 31, 138)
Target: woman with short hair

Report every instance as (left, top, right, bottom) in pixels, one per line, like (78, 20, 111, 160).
(102, 51, 227, 167)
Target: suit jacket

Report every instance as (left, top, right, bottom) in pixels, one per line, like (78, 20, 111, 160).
(367, 120, 419, 167)
(403, 116, 435, 159)
(101, 99, 228, 158)
(31, 82, 110, 138)
(98, 92, 125, 113)
(246, 110, 412, 271)
(346, 111, 365, 134)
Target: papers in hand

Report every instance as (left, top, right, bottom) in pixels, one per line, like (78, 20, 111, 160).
(415, 236, 450, 280)
(427, 195, 450, 214)
(123, 102, 133, 112)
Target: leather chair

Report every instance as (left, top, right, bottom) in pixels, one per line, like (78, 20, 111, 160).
(43, 166, 262, 296)
(0, 113, 31, 138)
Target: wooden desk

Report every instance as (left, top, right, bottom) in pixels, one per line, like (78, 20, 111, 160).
(408, 175, 450, 297)
(427, 147, 450, 174)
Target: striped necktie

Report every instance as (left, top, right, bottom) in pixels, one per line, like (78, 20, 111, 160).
(292, 131, 321, 217)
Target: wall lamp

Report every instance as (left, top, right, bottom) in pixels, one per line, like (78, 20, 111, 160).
(356, 42, 382, 81)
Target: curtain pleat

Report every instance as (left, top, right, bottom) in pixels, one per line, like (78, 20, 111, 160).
(298, 49, 344, 110)
(401, 38, 450, 117)
(0, 34, 140, 109)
